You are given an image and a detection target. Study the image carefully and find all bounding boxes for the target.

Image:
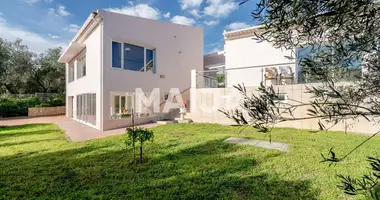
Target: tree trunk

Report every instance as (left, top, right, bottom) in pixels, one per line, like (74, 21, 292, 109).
(140, 139, 143, 163)
(133, 141, 136, 164)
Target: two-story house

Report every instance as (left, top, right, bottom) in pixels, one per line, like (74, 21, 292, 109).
(58, 10, 203, 131)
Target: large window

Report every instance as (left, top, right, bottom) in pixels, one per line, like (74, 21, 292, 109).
(68, 62, 74, 83)
(76, 93, 96, 126)
(112, 41, 156, 73)
(77, 54, 86, 79)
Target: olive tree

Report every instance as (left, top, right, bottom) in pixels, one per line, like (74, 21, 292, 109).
(221, 0, 380, 198)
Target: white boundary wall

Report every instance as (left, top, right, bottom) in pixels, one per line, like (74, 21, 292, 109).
(190, 81, 380, 135)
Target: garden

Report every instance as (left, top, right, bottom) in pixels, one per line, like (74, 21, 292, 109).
(1, 123, 379, 199)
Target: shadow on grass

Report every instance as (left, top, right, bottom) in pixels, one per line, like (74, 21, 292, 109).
(0, 138, 61, 148)
(0, 124, 59, 140)
(0, 138, 319, 199)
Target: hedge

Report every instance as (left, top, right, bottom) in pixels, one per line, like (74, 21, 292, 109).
(0, 96, 65, 117)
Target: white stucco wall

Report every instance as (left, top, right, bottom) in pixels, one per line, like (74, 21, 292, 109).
(224, 35, 296, 87)
(191, 83, 379, 135)
(66, 24, 102, 130)
(99, 11, 204, 130)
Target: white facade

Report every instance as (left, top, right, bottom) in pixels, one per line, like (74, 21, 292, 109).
(59, 10, 204, 131)
(223, 27, 296, 87)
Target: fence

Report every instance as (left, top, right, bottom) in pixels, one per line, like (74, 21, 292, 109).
(196, 62, 362, 89)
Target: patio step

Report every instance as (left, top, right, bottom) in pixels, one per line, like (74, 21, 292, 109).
(156, 120, 176, 125)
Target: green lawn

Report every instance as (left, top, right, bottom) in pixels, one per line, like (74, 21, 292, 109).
(1, 123, 379, 199)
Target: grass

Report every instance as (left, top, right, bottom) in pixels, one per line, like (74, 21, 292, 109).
(1, 123, 380, 199)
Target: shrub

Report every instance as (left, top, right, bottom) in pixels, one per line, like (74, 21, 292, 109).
(40, 96, 65, 107)
(0, 95, 65, 117)
(0, 97, 42, 117)
(125, 127, 154, 164)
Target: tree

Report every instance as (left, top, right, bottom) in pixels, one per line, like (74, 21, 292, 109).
(0, 39, 34, 94)
(33, 47, 66, 94)
(125, 127, 154, 164)
(0, 38, 65, 94)
(220, 0, 380, 198)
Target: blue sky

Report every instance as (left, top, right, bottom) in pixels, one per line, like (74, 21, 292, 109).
(0, 0, 259, 54)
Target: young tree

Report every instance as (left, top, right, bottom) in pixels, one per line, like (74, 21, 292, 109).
(221, 0, 380, 198)
(125, 127, 154, 164)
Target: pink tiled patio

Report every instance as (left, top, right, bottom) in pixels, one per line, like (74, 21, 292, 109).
(0, 115, 161, 142)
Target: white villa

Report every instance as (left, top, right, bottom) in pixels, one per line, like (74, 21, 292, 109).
(58, 10, 203, 131)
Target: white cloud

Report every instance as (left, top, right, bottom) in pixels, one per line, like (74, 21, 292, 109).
(0, 17, 65, 52)
(204, 20, 219, 26)
(48, 34, 60, 39)
(48, 4, 70, 17)
(189, 9, 202, 18)
(163, 12, 171, 19)
(21, 0, 53, 4)
(105, 4, 161, 20)
(57, 4, 70, 16)
(170, 16, 196, 26)
(204, 0, 238, 18)
(22, 0, 41, 4)
(0, 13, 5, 23)
(63, 24, 80, 33)
(226, 22, 250, 31)
(210, 46, 224, 53)
(180, 0, 203, 10)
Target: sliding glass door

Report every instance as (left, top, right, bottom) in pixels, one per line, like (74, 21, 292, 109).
(76, 93, 96, 126)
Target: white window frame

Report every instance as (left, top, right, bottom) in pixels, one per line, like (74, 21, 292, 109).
(111, 40, 156, 73)
(110, 92, 135, 119)
(77, 52, 86, 79)
(68, 62, 75, 83)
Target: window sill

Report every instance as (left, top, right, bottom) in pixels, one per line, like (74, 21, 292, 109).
(76, 76, 86, 80)
(110, 67, 156, 74)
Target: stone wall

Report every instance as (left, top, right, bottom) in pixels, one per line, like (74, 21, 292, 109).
(28, 106, 66, 117)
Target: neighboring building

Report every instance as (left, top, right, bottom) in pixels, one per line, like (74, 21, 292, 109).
(59, 10, 203, 131)
(202, 52, 225, 88)
(204, 51, 225, 71)
(223, 26, 296, 87)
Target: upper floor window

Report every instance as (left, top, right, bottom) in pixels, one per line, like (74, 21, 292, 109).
(77, 53, 86, 79)
(68, 62, 74, 83)
(112, 41, 156, 73)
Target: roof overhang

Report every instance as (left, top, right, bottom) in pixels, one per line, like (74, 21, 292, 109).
(58, 42, 86, 63)
(58, 11, 101, 63)
(223, 25, 265, 41)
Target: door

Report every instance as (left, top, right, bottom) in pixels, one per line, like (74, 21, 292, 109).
(68, 96, 74, 118)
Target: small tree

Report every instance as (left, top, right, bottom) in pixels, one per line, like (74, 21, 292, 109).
(125, 127, 154, 164)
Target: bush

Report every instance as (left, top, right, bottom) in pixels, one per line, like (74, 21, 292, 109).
(0, 97, 41, 117)
(49, 97, 65, 107)
(0, 95, 65, 117)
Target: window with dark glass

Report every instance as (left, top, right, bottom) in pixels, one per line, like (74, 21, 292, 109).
(124, 43, 144, 71)
(146, 49, 155, 73)
(112, 41, 122, 68)
(112, 41, 156, 73)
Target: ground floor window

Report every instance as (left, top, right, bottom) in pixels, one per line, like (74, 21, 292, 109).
(111, 94, 134, 119)
(76, 93, 96, 126)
